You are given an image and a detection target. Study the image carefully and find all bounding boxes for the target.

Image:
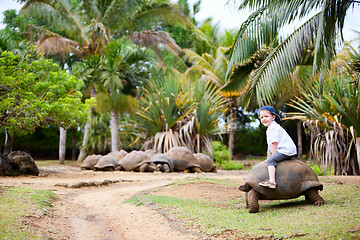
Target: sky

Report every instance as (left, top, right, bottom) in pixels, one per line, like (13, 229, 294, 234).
(0, 0, 359, 44)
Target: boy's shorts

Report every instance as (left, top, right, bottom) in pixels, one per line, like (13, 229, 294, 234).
(266, 151, 295, 167)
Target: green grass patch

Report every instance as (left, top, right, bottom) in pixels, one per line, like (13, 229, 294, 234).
(129, 181, 360, 239)
(35, 160, 81, 167)
(0, 187, 57, 239)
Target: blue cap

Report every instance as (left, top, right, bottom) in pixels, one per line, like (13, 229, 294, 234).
(260, 106, 281, 123)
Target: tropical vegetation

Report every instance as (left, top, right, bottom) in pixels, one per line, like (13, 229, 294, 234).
(226, 0, 360, 174)
(286, 46, 360, 175)
(0, 0, 359, 174)
(0, 49, 90, 159)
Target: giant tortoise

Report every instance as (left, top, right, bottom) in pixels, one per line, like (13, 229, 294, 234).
(151, 153, 174, 172)
(80, 154, 102, 170)
(117, 151, 157, 172)
(239, 160, 324, 213)
(193, 153, 217, 172)
(94, 154, 118, 171)
(166, 147, 202, 173)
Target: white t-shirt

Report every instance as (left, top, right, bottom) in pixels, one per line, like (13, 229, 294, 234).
(266, 121, 297, 156)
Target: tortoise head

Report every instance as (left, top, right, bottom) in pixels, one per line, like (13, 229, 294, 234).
(238, 183, 251, 192)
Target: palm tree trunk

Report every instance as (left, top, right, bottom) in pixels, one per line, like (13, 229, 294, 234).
(228, 100, 235, 159)
(78, 87, 96, 161)
(59, 127, 66, 164)
(297, 120, 303, 159)
(72, 127, 76, 160)
(3, 128, 14, 155)
(77, 118, 91, 161)
(197, 134, 200, 153)
(356, 137, 360, 174)
(110, 110, 119, 152)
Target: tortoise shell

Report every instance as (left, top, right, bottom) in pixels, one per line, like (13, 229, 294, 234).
(193, 153, 217, 172)
(81, 154, 102, 170)
(151, 154, 174, 172)
(94, 155, 118, 171)
(118, 151, 153, 171)
(166, 147, 201, 172)
(243, 160, 323, 200)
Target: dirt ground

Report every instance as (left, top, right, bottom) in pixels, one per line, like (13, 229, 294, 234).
(1, 164, 360, 240)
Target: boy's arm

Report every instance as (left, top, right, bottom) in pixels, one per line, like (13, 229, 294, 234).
(270, 142, 278, 156)
(265, 142, 278, 162)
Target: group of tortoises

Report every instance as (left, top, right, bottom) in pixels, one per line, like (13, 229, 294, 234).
(80, 146, 217, 173)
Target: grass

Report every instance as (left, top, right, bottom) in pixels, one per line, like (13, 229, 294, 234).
(129, 178, 360, 239)
(35, 160, 81, 167)
(0, 187, 58, 239)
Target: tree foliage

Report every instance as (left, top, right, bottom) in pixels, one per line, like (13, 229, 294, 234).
(0, 50, 90, 136)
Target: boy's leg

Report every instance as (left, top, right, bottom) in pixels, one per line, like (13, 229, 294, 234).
(260, 152, 290, 188)
(268, 166, 276, 184)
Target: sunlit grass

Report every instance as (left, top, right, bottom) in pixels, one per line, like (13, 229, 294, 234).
(35, 160, 81, 167)
(0, 187, 58, 239)
(130, 182, 360, 239)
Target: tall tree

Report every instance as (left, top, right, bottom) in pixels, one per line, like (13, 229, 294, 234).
(0, 50, 89, 156)
(20, 0, 190, 159)
(99, 38, 156, 152)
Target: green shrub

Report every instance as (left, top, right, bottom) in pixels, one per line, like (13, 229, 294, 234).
(310, 163, 334, 176)
(221, 161, 244, 170)
(212, 141, 231, 165)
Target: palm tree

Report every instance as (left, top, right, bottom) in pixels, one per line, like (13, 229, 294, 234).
(21, 0, 189, 58)
(21, 0, 190, 160)
(181, 43, 268, 157)
(134, 69, 226, 155)
(227, 0, 358, 107)
(99, 38, 156, 152)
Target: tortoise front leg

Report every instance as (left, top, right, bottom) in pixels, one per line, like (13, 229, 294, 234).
(245, 192, 250, 209)
(191, 166, 203, 173)
(163, 164, 170, 173)
(248, 189, 259, 213)
(139, 163, 148, 172)
(304, 189, 324, 206)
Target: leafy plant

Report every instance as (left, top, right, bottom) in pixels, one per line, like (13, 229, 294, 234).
(220, 161, 244, 170)
(287, 67, 359, 175)
(0, 50, 90, 135)
(212, 141, 231, 165)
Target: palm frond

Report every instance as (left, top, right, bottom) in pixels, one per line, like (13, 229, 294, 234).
(38, 36, 84, 59)
(244, 13, 320, 107)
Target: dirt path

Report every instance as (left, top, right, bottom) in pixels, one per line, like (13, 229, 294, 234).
(2, 165, 359, 240)
(0, 165, 246, 240)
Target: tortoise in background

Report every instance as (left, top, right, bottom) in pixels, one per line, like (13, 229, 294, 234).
(7, 151, 39, 176)
(239, 160, 324, 213)
(117, 151, 157, 172)
(94, 155, 118, 171)
(151, 153, 174, 172)
(166, 147, 202, 173)
(193, 153, 217, 173)
(80, 154, 102, 170)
